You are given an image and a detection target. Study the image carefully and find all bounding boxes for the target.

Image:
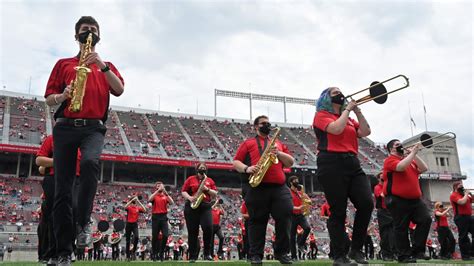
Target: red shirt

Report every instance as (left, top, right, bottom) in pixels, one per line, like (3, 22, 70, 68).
(409, 221, 416, 230)
(44, 57, 124, 120)
(126, 205, 144, 223)
(434, 210, 449, 228)
(181, 175, 217, 203)
(234, 135, 290, 185)
(313, 110, 360, 154)
(36, 135, 81, 176)
(309, 234, 316, 243)
(151, 194, 169, 214)
(111, 232, 120, 239)
(212, 208, 223, 225)
(450, 192, 472, 216)
(241, 202, 248, 215)
(320, 202, 331, 217)
(291, 189, 303, 215)
(383, 155, 421, 199)
(374, 183, 387, 209)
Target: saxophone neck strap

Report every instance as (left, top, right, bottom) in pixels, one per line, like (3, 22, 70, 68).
(255, 136, 268, 156)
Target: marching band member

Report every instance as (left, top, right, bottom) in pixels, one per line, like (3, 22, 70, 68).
(124, 195, 146, 260)
(373, 173, 396, 261)
(211, 199, 225, 259)
(181, 162, 218, 262)
(383, 139, 430, 263)
(434, 202, 455, 260)
(288, 176, 311, 262)
(313, 87, 373, 265)
(450, 182, 474, 260)
(110, 229, 121, 261)
(44, 15, 124, 266)
(92, 229, 102, 261)
(149, 181, 174, 261)
(233, 115, 294, 265)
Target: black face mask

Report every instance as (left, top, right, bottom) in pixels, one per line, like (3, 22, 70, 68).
(197, 169, 207, 175)
(458, 187, 465, 194)
(258, 123, 271, 135)
(331, 93, 345, 105)
(395, 145, 404, 154)
(77, 30, 100, 46)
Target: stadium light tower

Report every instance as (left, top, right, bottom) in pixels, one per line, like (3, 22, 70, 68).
(215, 89, 316, 123)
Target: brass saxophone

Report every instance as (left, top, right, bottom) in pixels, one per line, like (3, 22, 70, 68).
(190, 174, 208, 209)
(298, 185, 312, 216)
(248, 127, 281, 187)
(69, 33, 93, 112)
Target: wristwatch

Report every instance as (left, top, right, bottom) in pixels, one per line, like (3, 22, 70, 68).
(100, 64, 110, 73)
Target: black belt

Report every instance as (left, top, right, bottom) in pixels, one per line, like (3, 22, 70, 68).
(56, 118, 103, 127)
(318, 151, 356, 157)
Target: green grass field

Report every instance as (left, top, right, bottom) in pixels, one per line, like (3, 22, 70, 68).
(1, 260, 474, 266)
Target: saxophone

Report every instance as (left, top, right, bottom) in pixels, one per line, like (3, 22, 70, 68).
(190, 174, 208, 209)
(298, 185, 312, 216)
(69, 33, 93, 112)
(248, 127, 281, 187)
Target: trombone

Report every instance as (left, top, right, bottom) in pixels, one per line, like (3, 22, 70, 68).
(345, 75, 409, 105)
(404, 132, 456, 151)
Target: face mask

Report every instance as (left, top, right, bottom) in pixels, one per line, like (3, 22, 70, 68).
(331, 93, 345, 105)
(395, 145, 404, 154)
(258, 123, 271, 135)
(292, 181, 299, 187)
(77, 30, 100, 46)
(458, 187, 465, 194)
(198, 169, 207, 175)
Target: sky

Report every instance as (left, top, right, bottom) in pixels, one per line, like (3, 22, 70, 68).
(0, 0, 472, 183)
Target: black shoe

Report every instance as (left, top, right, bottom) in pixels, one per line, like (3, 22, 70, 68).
(57, 255, 71, 266)
(348, 250, 368, 264)
(398, 256, 417, 263)
(333, 256, 357, 266)
(275, 254, 293, 264)
(250, 255, 262, 265)
(440, 255, 451, 260)
(204, 255, 213, 261)
(414, 252, 431, 260)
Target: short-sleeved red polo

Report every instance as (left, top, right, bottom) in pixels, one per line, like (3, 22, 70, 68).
(383, 155, 421, 199)
(313, 110, 360, 154)
(181, 175, 217, 203)
(450, 192, 472, 216)
(151, 194, 169, 214)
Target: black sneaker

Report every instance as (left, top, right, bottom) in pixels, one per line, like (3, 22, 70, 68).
(275, 254, 293, 264)
(76, 223, 92, 248)
(398, 256, 417, 263)
(333, 256, 357, 266)
(348, 250, 368, 264)
(250, 255, 262, 265)
(414, 252, 431, 260)
(57, 255, 71, 266)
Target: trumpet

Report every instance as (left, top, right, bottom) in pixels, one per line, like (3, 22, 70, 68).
(404, 132, 456, 151)
(345, 75, 409, 105)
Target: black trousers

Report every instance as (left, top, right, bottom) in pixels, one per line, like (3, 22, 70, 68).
(364, 235, 374, 259)
(151, 213, 169, 259)
(290, 214, 310, 259)
(53, 123, 105, 257)
(184, 201, 213, 260)
(125, 222, 139, 259)
(437, 226, 455, 258)
(309, 242, 318, 259)
(37, 202, 48, 261)
(377, 208, 396, 258)
(245, 183, 293, 259)
(111, 243, 120, 260)
(454, 215, 474, 259)
(93, 241, 101, 260)
(211, 224, 224, 256)
(316, 152, 374, 259)
(386, 195, 431, 259)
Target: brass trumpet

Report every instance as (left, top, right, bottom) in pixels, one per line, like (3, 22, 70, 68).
(345, 75, 409, 105)
(404, 132, 456, 151)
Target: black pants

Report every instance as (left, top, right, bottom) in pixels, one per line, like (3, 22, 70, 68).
(454, 215, 474, 259)
(243, 221, 249, 258)
(111, 243, 120, 260)
(377, 208, 396, 258)
(386, 195, 431, 259)
(93, 242, 101, 260)
(309, 242, 318, 259)
(37, 203, 48, 261)
(151, 213, 169, 259)
(125, 222, 139, 258)
(316, 152, 374, 259)
(364, 235, 374, 259)
(53, 123, 105, 257)
(290, 214, 310, 259)
(211, 224, 224, 256)
(437, 226, 455, 258)
(245, 183, 293, 259)
(184, 201, 213, 260)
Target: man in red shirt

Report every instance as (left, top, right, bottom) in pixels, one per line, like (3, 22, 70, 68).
(288, 176, 310, 262)
(124, 196, 146, 261)
(233, 115, 294, 265)
(148, 181, 174, 261)
(240, 202, 249, 261)
(373, 173, 395, 261)
(211, 199, 225, 259)
(434, 201, 455, 260)
(450, 182, 473, 260)
(44, 16, 124, 266)
(383, 139, 430, 263)
(308, 232, 318, 260)
(36, 135, 81, 264)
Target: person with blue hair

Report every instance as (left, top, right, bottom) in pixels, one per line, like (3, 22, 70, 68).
(313, 87, 373, 265)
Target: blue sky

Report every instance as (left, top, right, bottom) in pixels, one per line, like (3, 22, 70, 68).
(0, 0, 472, 184)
